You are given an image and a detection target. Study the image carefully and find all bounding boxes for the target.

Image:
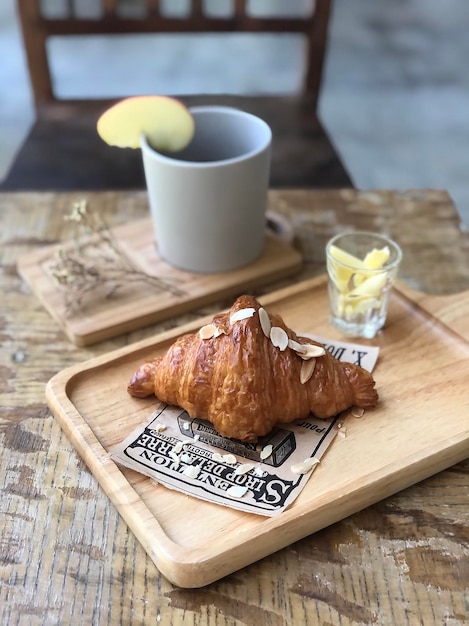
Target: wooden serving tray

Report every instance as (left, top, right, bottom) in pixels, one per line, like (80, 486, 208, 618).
(18, 217, 301, 346)
(46, 276, 469, 588)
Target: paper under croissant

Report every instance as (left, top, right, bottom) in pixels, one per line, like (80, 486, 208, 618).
(127, 295, 378, 442)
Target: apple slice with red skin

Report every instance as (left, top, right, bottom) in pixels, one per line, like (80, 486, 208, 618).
(97, 95, 195, 152)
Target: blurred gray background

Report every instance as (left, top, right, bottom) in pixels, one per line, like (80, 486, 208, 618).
(1, 0, 468, 226)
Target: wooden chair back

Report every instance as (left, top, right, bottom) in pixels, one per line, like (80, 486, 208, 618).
(17, 0, 332, 110)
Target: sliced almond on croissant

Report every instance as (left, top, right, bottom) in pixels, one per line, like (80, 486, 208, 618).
(128, 295, 378, 441)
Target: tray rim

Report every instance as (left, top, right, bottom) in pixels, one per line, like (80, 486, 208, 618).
(45, 275, 469, 587)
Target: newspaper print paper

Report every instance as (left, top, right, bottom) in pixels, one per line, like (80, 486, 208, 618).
(111, 336, 379, 516)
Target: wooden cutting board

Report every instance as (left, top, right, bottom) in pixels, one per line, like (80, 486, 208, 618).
(45, 275, 469, 588)
(18, 217, 301, 346)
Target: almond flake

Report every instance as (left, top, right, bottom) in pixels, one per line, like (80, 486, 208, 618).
(153, 423, 167, 433)
(290, 457, 320, 475)
(199, 323, 219, 340)
(270, 326, 288, 351)
(299, 344, 326, 360)
(258, 307, 271, 337)
(222, 453, 237, 465)
(172, 441, 184, 454)
(227, 485, 249, 498)
(180, 452, 192, 463)
(182, 421, 191, 431)
(212, 452, 224, 462)
(300, 358, 317, 384)
(183, 465, 200, 479)
(230, 307, 256, 324)
(234, 463, 254, 476)
(254, 466, 265, 477)
(260, 444, 273, 460)
(351, 406, 365, 418)
(169, 451, 180, 467)
(288, 339, 307, 354)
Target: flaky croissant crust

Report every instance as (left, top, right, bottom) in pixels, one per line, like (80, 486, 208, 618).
(128, 295, 378, 441)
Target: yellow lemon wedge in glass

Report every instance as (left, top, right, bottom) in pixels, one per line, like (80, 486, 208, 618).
(330, 244, 390, 317)
(349, 271, 387, 297)
(363, 246, 390, 268)
(329, 244, 366, 292)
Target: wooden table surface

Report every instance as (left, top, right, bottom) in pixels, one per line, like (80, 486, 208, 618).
(1, 189, 468, 625)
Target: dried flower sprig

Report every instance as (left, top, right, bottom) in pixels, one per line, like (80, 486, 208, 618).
(49, 199, 184, 314)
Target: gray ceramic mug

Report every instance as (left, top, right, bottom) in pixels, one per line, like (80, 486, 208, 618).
(141, 106, 272, 273)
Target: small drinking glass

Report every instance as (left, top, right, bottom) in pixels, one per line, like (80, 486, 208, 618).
(326, 231, 402, 339)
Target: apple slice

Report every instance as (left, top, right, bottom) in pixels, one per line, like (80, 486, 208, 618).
(97, 95, 195, 151)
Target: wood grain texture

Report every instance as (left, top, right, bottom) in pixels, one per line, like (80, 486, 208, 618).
(45, 276, 469, 587)
(1, 190, 468, 625)
(17, 218, 302, 345)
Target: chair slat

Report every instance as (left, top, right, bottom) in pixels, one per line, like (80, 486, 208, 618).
(18, 0, 54, 105)
(144, 0, 160, 16)
(191, 0, 204, 18)
(233, 0, 246, 17)
(304, 0, 331, 99)
(43, 16, 314, 36)
(18, 0, 331, 108)
(102, 0, 118, 16)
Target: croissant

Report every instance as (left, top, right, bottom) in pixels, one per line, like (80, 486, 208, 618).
(128, 295, 378, 442)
